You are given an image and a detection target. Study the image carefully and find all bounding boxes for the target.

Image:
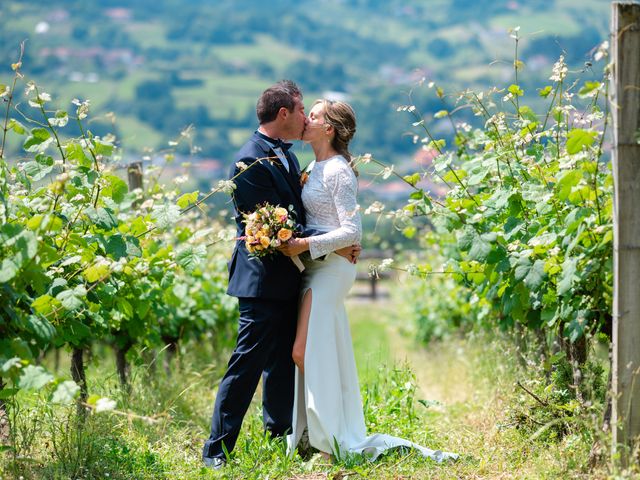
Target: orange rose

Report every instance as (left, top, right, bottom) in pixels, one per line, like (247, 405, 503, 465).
(260, 236, 270, 248)
(277, 228, 292, 242)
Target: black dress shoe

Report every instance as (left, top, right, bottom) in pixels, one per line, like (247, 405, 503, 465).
(204, 456, 226, 470)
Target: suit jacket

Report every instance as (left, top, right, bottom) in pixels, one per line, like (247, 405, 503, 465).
(226, 131, 306, 300)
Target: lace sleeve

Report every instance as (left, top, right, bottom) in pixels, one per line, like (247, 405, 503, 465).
(308, 161, 362, 259)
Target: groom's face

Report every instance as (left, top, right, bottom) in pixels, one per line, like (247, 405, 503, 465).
(282, 96, 307, 141)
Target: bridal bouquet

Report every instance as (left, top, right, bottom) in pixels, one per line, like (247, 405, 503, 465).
(242, 203, 305, 271)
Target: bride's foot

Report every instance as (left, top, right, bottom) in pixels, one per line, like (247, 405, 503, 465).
(319, 451, 332, 462)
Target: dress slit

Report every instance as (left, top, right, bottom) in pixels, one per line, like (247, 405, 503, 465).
(286, 255, 458, 463)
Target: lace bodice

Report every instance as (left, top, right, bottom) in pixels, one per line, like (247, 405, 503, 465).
(301, 155, 362, 259)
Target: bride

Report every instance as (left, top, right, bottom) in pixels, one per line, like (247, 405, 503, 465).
(278, 99, 458, 462)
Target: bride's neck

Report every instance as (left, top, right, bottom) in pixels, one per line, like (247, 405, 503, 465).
(311, 140, 338, 162)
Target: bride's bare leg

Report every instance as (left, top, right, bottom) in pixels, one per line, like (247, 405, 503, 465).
(292, 289, 312, 375)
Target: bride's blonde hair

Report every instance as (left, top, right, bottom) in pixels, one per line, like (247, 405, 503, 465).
(314, 99, 358, 176)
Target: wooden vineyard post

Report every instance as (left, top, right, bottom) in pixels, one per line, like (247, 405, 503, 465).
(611, 1, 640, 465)
(127, 161, 143, 207)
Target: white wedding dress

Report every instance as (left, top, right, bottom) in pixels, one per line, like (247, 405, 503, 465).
(286, 155, 457, 462)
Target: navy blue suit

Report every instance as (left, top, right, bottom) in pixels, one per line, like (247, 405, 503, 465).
(203, 131, 305, 462)
(226, 132, 306, 298)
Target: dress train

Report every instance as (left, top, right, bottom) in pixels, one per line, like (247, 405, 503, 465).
(286, 254, 458, 463)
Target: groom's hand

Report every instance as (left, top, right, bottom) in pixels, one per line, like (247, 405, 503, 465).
(335, 244, 362, 264)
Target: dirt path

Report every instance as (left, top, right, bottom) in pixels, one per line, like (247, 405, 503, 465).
(385, 323, 473, 407)
(347, 297, 473, 407)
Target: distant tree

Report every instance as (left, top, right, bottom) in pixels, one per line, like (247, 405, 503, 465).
(135, 80, 172, 101)
(94, 24, 134, 49)
(134, 97, 176, 130)
(285, 59, 347, 92)
(71, 25, 90, 41)
(186, 105, 213, 127)
(428, 38, 454, 59)
(253, 61, 275, 78)
(145, 47, 181, 62)
(29, 53, 63, 76)
(169, 71, 204, 87)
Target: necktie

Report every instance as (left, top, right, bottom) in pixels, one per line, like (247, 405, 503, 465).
(272, 139, 293, 152)
(272, 140, 292, 172)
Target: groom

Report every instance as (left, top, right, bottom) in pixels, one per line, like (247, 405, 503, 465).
(203, 80, 358, 469)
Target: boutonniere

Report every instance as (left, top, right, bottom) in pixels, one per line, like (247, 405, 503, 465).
(300, 171, 309, 187)
(300, 160, 315, 187)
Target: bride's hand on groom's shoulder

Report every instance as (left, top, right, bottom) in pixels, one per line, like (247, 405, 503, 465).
(277, 237, 309, 257)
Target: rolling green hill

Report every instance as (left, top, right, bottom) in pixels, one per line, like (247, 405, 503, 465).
(1, 0, 609, 167)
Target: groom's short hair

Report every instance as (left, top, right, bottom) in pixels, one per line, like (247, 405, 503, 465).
(257, 80, 302, 124)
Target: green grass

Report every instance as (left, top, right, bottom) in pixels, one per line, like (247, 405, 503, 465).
(51, 81, 114, 110)
(347, 299, 394, 385)
(48, 70, 159, 112)
(116, 114, 165, 152)
(3, 7, 41, 33)
(330, 15, 422, 47)
(173, 74, 264, 117)
(211, 34, 307, 69)
(112, 71, 164, 101)
(228, 127, 252, 148)
(124, 22, 169, 49)
(0, 295, 618, 479)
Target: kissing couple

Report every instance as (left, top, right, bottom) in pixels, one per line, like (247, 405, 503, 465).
(202, 80, 458, 469)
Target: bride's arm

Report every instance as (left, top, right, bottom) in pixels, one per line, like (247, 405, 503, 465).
(280, 162, 361, 259)
(308, 164, 361, 259)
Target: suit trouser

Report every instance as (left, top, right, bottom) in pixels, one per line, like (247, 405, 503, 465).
(203, 296, 298, 460)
